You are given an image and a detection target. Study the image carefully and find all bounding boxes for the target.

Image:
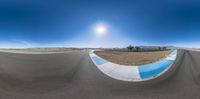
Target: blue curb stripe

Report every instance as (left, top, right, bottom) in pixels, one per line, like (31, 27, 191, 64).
(169, 50, 177, 56)
(138, 59, 173, 79)
(91, 56, 108, 65)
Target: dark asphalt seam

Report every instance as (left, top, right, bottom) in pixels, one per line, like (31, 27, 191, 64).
(186, 51, 200, 85)
(68, 52, 88, 82)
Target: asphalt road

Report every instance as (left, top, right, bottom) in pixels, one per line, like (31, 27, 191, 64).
(0, 50, 199, 99)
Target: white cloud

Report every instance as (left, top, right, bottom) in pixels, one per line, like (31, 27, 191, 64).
(0, 40, 36, 48)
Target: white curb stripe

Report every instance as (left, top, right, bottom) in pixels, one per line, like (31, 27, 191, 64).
(89, 52, 141, 81)
(90, 50, 177, 82)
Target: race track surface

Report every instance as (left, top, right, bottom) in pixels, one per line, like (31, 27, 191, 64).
(0, 50, 199, 99)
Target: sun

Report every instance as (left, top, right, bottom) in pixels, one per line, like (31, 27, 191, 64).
(94, 24, 107, 36)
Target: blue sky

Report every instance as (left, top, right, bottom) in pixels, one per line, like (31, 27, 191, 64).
(0, 0, 200, 48)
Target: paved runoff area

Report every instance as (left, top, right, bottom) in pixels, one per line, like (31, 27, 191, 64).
(0, 49, 199, 99)
(90, 50, 177, 81)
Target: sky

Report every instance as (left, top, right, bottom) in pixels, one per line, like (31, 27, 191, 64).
(0, 0, 200, 48)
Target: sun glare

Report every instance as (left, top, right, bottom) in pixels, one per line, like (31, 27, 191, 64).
(94, 24, 107, 36)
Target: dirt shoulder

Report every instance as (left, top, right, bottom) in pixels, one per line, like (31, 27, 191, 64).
(94, 50, 173, 66)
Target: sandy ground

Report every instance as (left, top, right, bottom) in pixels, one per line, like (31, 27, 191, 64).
(95, 50, 172, 66)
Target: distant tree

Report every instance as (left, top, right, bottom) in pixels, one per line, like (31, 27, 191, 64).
(163, 47, 167, 50)
(127, 45, 134, 51)
(135, 46, 140, 52)
(158, 46, 162, 51)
